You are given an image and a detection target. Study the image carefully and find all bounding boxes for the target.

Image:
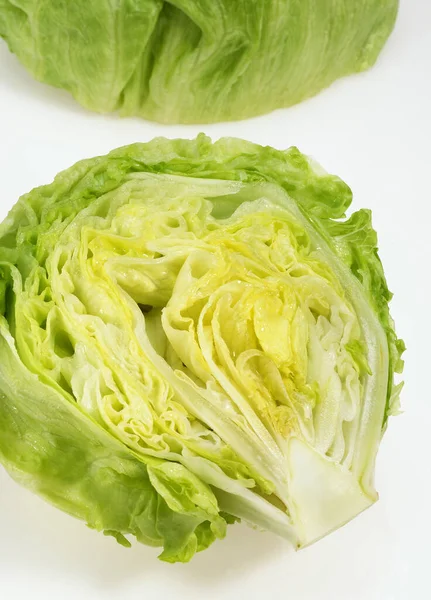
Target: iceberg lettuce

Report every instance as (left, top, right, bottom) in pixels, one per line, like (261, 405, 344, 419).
(0, 136, 404, 561)
(0, 0, 398, 123)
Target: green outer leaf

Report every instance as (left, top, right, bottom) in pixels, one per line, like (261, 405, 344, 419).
(0, 0, 398, 123)
(0, 317, 227, 563)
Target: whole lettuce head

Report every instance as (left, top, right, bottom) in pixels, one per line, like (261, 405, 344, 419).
(0, 136, 404, 562)
(0, 0, 398, 123)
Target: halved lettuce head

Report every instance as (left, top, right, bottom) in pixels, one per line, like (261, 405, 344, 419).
(0, 0, 398, 123)
(0, 136, 404, 562)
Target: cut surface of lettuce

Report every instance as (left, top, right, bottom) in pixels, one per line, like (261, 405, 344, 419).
(0, 135, 403, 562)
(0, 0, 398, 123)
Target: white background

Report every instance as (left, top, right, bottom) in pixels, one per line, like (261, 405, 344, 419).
(0, 2, 429, 599)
